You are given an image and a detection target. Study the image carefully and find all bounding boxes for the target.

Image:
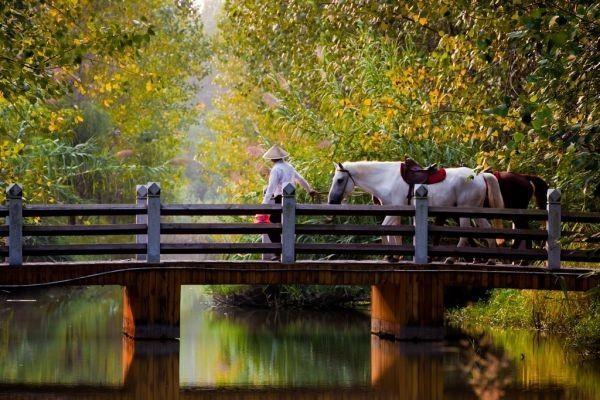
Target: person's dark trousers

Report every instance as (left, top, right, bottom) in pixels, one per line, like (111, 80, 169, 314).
(268, 195, 283, 244)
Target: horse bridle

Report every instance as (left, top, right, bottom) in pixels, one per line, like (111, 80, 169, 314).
(336, 165, 356, 194)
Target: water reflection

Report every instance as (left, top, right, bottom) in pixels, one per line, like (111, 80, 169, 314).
(181, 306, 370, 387)
(0, 286, 598, 400)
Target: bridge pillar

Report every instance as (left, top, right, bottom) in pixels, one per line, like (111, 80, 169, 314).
(371, 275, 444, 340)
(122, 271, 181, 339)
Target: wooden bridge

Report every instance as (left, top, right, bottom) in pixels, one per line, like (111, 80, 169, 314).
(1, 182, 599, 341)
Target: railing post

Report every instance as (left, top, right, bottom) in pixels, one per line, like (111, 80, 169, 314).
(6, 183, 23, 266)
(413, 184, 428, 265)
(146, 182, 161, 263)
(136, 185, 148, 261)
(281, 183, 296, 263)
(546, 188, 561, 269)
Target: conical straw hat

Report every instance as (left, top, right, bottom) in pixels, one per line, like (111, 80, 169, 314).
(262, 144, 289, 160)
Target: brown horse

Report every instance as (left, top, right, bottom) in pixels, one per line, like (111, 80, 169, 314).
(489, 171, 548, 249)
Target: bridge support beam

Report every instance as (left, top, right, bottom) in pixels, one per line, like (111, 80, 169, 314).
(371, 275, 444, 341)
(122, 272, 181, 339)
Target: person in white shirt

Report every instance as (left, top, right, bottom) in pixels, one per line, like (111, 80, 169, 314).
(261, 144, 317, 247)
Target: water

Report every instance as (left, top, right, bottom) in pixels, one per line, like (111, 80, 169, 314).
(0, 286, 598, 399)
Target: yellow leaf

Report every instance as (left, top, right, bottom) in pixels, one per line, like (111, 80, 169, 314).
(146, 81, 154, 92)
(75, 115, 84, 123)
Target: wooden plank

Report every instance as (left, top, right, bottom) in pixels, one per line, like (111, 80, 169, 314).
(10, 202, 599, 222)
(561, 250, 600, 262)
(161, 242, 280, 254)
(0, 261, 597, 291)
(22, 243, 145, 255)
(23, 204, 145, 217)
(297, 204, 415, 216)
(161, 223, 281, 234)
(5, 222, 576, 240)
(429, 245, 547, 260)
(428, 206, 548, 220)
(21, 224, 146, 236)
(562, 211, 600, 223)
(295, 223, 414, 236)
(295, 243, 414, 255)
(428, 225, 547, 240)
(161, 204, 280, 216)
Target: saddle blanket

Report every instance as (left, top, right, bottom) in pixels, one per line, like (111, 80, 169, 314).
(425, 168, 446, 184)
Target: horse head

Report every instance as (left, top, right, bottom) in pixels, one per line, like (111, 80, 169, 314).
(327, 162, 356, 204)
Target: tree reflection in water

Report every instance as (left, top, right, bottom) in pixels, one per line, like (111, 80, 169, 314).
(0, 287, 599, 400)
(460, 336, 511, 400)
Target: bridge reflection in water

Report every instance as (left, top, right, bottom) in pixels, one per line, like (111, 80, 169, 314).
(0, 336, 578, 400)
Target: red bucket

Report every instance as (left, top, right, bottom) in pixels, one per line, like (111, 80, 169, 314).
(253, 214, 271, 224)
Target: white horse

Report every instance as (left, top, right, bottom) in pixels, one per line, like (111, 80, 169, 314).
(327, 161, 504, 258)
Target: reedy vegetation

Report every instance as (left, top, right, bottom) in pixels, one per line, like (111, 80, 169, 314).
(1, 0, 209, 204)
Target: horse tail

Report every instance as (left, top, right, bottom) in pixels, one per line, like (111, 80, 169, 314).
(524, 175, 548, 209)
(483, 173, 505, 245)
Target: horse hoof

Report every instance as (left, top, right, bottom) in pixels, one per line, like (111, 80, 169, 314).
(385, 255, 399, 263)
(444, 257, 455, 264)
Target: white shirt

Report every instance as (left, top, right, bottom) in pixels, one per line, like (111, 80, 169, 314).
(262, 160, 312, 204)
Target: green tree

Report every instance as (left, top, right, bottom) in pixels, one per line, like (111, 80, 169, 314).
(203, 0, 599, 210)
(1, 0, 209, 203)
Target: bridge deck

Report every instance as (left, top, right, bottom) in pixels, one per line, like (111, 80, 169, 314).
(0, 260, 597, 291)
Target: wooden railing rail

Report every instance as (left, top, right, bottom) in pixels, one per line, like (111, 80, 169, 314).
(2, 183, 599, 267)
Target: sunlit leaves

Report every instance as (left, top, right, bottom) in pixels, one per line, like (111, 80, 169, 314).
(0, 0, 210, 203)
(203, 0, 599, 209)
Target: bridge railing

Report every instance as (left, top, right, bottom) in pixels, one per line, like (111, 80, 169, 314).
(1, 182, 599, 268)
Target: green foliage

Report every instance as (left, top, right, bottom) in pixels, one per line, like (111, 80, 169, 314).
(0, 0, 209, 203)
(448, 288, 600, 357)
(203, 0, 599, 210)
(207, 284, 369, 309)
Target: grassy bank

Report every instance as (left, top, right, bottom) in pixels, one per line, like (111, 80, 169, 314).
(448, 288, 600, 358)
(207, 285, 369, 310)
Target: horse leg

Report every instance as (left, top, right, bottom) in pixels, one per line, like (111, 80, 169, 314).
(383, 215, 401, 262)
(446, 217, 471, 264)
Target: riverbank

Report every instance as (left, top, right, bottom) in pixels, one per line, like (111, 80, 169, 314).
(447, 289, 600, 359)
